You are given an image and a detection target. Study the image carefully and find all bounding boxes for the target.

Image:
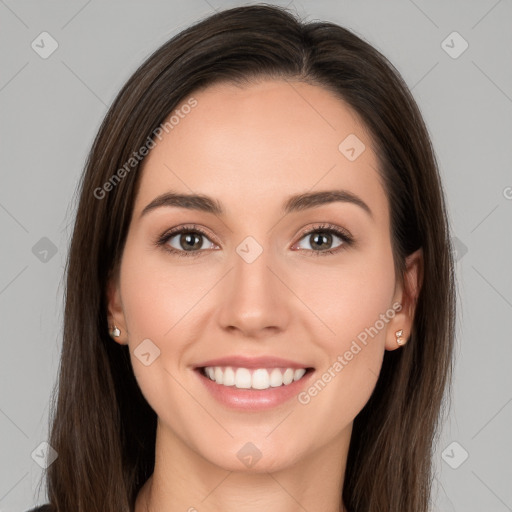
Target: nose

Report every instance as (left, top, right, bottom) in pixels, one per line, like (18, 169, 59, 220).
(216, 241, 291, 338)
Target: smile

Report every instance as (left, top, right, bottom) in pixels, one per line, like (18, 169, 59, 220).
(200, 366, 311, 390)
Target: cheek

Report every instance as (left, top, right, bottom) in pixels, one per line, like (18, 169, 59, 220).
(297, 241, 396, 349)
(118, 239, 220, 386)
(118, 244, 197, 427)
(295, 241, 396, 414)
(119, 241, 189, 340)
(329, 261, 395, 346)
(117, 242, 184, 388)
(122, 272, 170, 339)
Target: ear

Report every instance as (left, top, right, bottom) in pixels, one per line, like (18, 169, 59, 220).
(106, 267, 128, 346)
(385, 248, 423, 351)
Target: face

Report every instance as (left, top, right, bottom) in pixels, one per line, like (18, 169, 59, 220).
(107, 79, 421, 473)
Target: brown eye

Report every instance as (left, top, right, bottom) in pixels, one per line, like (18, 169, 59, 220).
(292, 224, 354, 256)
(171, 231, 206, 252)
(156, 225, 217, 258)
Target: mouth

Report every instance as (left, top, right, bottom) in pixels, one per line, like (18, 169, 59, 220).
(192, 355, 316, 410)
(195, 365, 315, 391)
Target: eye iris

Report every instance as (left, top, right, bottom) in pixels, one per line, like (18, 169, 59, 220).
(180, 232, 202, 250)
(311, 232, 332, 250)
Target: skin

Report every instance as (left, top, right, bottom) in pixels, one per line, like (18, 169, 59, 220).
(107, 79, 422, 512)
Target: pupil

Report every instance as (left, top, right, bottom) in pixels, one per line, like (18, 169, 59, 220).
(312, 233, 331, 250)
(181, 233, 201, 250)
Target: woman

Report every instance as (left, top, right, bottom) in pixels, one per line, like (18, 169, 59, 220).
(29, 4, 456, 512)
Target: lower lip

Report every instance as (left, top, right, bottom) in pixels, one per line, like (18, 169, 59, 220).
(194, 368, 315, 411)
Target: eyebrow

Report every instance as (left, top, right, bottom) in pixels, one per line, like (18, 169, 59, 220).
(139, 189, 373, 219)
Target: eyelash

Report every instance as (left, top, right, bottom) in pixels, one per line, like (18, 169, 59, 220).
(154, 223, 354, 259)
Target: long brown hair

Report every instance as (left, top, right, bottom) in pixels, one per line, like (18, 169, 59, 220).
(39, 4, 456, 511)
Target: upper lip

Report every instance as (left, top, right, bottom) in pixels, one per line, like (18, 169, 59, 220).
(194, 355, 314, 370)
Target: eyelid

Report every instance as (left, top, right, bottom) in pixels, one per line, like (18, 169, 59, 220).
(293, 223, 353, 246)
(154, 224, 218, 255)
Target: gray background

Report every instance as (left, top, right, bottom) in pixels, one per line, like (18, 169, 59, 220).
(1, 0, 511, 511)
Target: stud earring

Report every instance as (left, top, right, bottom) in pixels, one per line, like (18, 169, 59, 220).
(395, 329, 406, 346)
(110, 325, 121, 338)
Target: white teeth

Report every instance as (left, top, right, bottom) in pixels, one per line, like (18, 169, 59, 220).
(202, 366, 308, 390)
(223, 366, 235, 386)
(252, 368, 269, 389)
(269, 368, 283, 387)
(294, 368, 306, 381)
(235, 368, 252, 388)
(283, 368, 294, 385)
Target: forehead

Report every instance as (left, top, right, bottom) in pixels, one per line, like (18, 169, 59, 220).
(133, 79, 387, 223)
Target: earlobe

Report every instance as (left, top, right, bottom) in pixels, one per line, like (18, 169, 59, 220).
(386, 248, 423, 351)
(385, 318, 409, 351)
(109, 324, 122, 339)
(395, 329, 406, 346)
